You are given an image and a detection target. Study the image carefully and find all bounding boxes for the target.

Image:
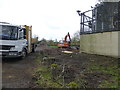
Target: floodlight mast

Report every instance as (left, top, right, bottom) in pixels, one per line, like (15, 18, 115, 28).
(76, 10, 82, 35)
(77, 10, 81, 16)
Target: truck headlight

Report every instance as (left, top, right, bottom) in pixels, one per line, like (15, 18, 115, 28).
(10, 47, 16, 51)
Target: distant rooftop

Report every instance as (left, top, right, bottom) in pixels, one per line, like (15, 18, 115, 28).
(0, 22, 10, 24)
(99, 0, 120, 2)
(0, 22, 20, 27)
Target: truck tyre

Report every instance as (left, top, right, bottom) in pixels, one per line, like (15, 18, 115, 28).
(21, 49, 27, 59)
(32, 48, 35, 53)
(32, 44, 35, 53)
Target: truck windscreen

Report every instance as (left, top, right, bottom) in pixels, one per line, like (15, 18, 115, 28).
(0, 25, 18, 40)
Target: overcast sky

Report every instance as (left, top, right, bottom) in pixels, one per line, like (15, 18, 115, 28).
(0, 0, 98, 41)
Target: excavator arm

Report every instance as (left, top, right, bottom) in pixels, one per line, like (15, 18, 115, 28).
(64, 32, 71, 42)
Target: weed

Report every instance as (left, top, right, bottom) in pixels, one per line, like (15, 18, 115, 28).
(51, 64, 58, 68)
(34, 65, 63, 88)
(67, 82, 78, 88)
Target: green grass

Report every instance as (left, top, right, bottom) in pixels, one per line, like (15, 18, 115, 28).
(49, 45, 58, 47)
(35, 65, 63, 88)
(91, 65, 119, 76)
(90, 65, 120, 88)
(99, 80, 120, 88)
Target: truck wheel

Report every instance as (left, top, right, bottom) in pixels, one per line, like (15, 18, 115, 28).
(32, 48, 35, 53)
(32, 44, 35, 53)
(21, 49, 27, 59)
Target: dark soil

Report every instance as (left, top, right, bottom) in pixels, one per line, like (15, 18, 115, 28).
(33, 45, 119, 88)
(2, 44, 120, 88)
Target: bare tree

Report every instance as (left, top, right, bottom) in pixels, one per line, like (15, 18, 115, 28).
(71, 31, 80, 46)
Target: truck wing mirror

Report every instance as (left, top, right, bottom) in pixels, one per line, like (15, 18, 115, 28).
(19, 29, 22, 31)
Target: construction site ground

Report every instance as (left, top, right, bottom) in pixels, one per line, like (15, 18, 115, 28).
(2, 44, 120, 88)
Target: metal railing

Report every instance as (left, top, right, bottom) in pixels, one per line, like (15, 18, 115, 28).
(77, 2, 120, 34)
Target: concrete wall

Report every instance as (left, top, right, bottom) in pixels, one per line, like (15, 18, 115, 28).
(80, 31, 120, 58)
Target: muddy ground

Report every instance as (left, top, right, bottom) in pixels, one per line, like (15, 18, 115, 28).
(2, 46, 40, 88)
(2, 44, 120, 88)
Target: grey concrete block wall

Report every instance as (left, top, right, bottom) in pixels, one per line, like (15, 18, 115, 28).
(80, 31, 120, 58)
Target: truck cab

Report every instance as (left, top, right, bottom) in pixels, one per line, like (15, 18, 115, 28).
(0, 22, 28, 58)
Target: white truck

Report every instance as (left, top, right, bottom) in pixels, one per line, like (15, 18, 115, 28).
(0, 22, 36, 58)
